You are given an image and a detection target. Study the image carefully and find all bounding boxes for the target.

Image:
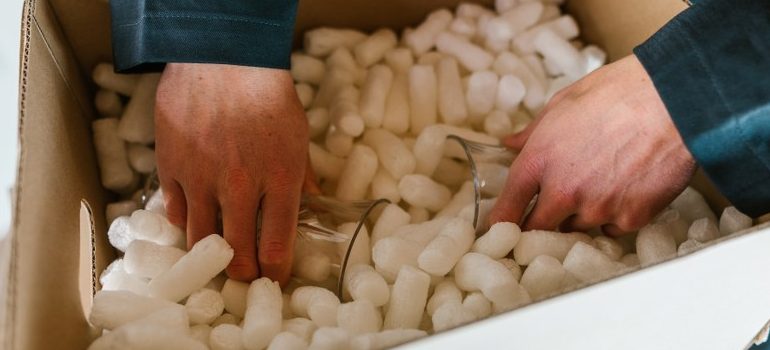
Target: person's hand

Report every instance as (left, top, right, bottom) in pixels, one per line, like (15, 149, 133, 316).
(489, 55, 696, 235)
(155, 63, 308, 285)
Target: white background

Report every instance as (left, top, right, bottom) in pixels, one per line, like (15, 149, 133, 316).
(0, 1, 22, 239)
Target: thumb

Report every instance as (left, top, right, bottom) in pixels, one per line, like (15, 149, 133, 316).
(504, 117, 540, 151)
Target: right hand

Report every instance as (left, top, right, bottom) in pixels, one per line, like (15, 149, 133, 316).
(154, 63, 309, 285)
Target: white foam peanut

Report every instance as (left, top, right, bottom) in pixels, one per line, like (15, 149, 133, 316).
(669, 186, 718, 224)
(308, 327, 351, 350)
(519, 255, 566, 299)
(89, 318, 203, 350)
(370, 204, 411, 246)
(620, 254, 640, 267)
(242, 278, 283, 350)
(432, 300, 477, 332)
(462, 292, 492, 319)
(582, 45, 607, 74)
(191, 324, 213, 345)
(720, 206, 753, 236)
(282, 318, 318, 343)
(370, 168, 401, 204)
(688, 217, 720, 243)
(92, 118, 136, 191)
(384, 48, 414, 74)
(145, 188, 166, 215)
(335, 145, 378, 201)
(563, 242, 624, 284)
(127, 209, 185, 248)
(126, 143, 156, 174)
(313, 69, 356, 109)
(304, 28, 367, 57)
(296, 83, 315, 108)
(329, 86, 365, 137)
(149, 235, 234, 302)
(359, 64, 394, 128)
(124, 239, 185, 279)
(592, 236, 624, 261)
(498, 2, 545, 34)
(337, 300, 382, 335)
(497, 258, 523, 281)
(337, 222, 371, 268)
(291, 286, 340, 328)
(291, 53, 326, 85)
(636, 223, 677, 267)
(483, 110, 514, 139)
(209, 324, 243, 350)
(450, 17, 476, 38)
(454, 252, 529, 310)
(493, 52, 546, 111)
(408, 64, 438, 134)
(404, 8, 453, 56)
(89, 290, 184, 330)
(457, 3, 494, 19)
(92, 62, 139, 96)
(418, 218, 475, 276)
(398, 174, 451, 212)
(426, 279, 462, 316)
(308, 142, 344, 181)
(185, 288, 226, 325)
(512, 15, 579, 54)
(656, 209, 690, 245)
(466, 71, 499, 119)
(118, 73, 160, 144)
(355, 28, 398, 67)
(372, 235, 423, 283)
(106, 200, 138, 226)
(99, 259, 149, 295)
(212, 313, 241, 328)
(361, 128, 416, 179)
(349, 329, 427, 350)
(495, 74, 526, 113)
(384, 265, 431, 330)
(221, 279, 249, 319)
(472, 222, 521, 259)
(436, 57, 469, 125)
(382, 73, 411, 134)
(413, 125, 449, 176)
(435, 32, 494, 72)
(307, 108, 330, 139)
(343, 264, 390, 307)
(533, 28, 586, 80)
(95, 89, 123, 117)
(293, 251, 332, 283)
(268, 332, 308, 350)
(513, 230, 593, 265)
(436, 181, 475, 218)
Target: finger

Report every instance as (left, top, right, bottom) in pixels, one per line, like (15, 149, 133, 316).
(522, 189, 575, 231)
(503, 122, 538, 151)
(488, 155, 542, 225)
(159, 177, 187, 229)
(259, 185, 302, 286)
(601, 224, 627, 237)
(185, 193, 220, 250)
(303, 157, 322, 196)
(221, 194, 260, 282)
(560, 214, 601, 233)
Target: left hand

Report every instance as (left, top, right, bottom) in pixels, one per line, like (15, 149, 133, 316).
(488, 55, 697, 235)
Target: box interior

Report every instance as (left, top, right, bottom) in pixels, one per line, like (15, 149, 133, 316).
(13, 0, 754, 348)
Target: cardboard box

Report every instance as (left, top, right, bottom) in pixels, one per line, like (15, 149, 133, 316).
(3, 0, 768, 349)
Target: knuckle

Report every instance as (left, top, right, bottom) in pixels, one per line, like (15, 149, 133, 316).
(614, 213, 647, 233)
(259, 239, 292, 266)
(226, 255, 259, 282)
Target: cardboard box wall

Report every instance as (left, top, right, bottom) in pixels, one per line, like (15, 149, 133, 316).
(3, 0, 769, 349)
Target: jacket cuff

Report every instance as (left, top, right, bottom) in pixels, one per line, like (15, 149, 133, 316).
(110, 0, 298, 73)
(634, 0, 770, 217)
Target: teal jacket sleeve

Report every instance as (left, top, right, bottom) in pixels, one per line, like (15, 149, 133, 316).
(634, 0, 770, 217)
(110, 0, 298, 73)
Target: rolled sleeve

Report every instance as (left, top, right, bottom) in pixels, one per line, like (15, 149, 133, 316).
(110, 0, 298, 73)
(634, 0, 770, 217)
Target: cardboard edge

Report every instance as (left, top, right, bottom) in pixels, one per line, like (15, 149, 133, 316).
(3, 0, 35, 348)
(79, 200, 97, 311)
